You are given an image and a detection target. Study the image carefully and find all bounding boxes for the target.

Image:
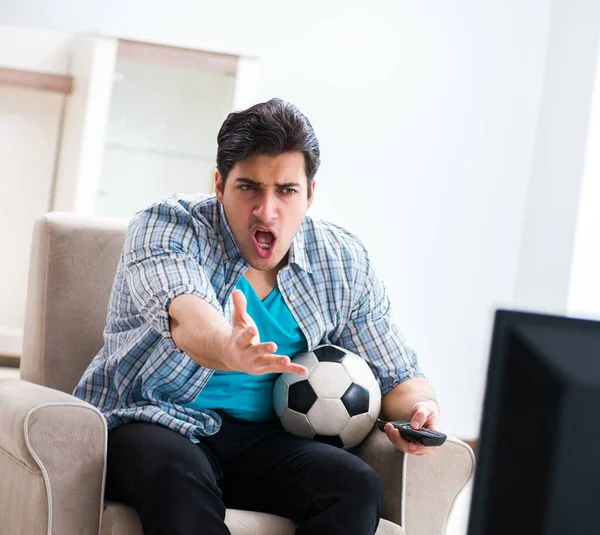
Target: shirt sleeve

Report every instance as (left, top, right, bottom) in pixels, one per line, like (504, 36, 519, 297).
(122, 199, 222, 341)
(335, 246, 425, 396)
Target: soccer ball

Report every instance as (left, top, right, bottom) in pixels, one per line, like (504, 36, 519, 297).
(273, 344, 381, 449)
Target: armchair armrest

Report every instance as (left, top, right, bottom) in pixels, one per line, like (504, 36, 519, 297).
(354, 428, 475, 535)
(0, 379, 107, 535)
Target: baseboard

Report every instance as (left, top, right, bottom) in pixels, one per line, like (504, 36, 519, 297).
(0, 326, 23, 359)
(0, 355, 20, 368)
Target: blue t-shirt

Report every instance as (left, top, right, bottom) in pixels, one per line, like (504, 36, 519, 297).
(184, 276, 308, 422)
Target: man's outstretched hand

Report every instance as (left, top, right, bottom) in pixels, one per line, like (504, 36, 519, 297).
(226, 289, 308, 376)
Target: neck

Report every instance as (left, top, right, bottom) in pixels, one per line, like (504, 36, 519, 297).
(244, 253, 289, 298)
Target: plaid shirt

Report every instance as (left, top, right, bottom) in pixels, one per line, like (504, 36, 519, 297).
(73, 194, 424, 442)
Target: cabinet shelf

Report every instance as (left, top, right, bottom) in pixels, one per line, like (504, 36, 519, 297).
(0, 67, 73, 94)
(104, 142, 216, 163)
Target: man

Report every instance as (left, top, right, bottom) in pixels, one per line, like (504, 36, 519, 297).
(74, 98, 441, 535)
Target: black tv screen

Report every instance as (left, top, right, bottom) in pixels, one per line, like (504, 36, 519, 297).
(467, 309, 600, 535)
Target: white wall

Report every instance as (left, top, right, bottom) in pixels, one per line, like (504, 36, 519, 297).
(515, 0, 600, 317)
(568, 6, 600, 321)
(0, 0, 589, 441)
(0, 25, 71, 356)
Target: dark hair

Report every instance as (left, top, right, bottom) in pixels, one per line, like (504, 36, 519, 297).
(216, 98, 320, 191)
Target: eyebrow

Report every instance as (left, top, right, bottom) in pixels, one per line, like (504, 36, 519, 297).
(235, 177, 302, 189)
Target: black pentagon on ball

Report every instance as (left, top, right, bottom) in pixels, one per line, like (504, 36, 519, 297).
(313, 345, 346, 363)
(341, 383, 370, 417)
(288, 380, 318, 414)
(314, 434, 345, 448)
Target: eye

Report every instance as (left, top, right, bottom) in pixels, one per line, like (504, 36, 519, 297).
(238, 184, 256, 192)
(280, 188, 298, 196)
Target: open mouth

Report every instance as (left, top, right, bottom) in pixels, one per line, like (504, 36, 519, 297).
(253, 229, 276, 259)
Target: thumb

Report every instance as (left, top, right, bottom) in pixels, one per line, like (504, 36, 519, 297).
(410, 408, 428, 429)
(231, 289, 247, 326)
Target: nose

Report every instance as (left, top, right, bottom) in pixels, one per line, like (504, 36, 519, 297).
(253, 193, 278, 221)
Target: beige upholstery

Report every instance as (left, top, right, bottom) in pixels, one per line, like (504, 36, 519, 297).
(100, 503, 404, 535)
(19, 214, 126, 394)
(0, 379, 106, 535)
(0, 212, 476, 535)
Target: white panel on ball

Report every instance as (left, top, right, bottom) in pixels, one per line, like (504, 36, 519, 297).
(281, 409, 315, 439)
(368, 381, 382, 417)
(272, 377, 288, 418)
(341, 353, 376, 389)
(306, 398, 351, 436)
(308, 362, 352, 398)
(280, 351, 319, 386)
(339, 413, 376, 449)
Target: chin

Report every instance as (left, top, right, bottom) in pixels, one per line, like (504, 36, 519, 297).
(250, 258, 281, 272)
(248, 252, 286, 272)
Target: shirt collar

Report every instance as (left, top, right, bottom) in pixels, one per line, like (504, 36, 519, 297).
(288, 221, 312, 274)
(218, 202, 312, 274)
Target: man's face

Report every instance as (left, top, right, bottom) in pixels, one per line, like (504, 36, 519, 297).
(215, 151, 315, 272)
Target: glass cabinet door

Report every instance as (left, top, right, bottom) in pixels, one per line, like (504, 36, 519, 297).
(95, 43, 236, 219)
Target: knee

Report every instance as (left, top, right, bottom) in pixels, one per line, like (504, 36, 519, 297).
(324, 458, 382, 509)
(134, 454, 227, 534)
(348, 462, 382, 506)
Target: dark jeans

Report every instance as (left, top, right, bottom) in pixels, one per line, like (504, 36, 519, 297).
(105, 414, 382, 535)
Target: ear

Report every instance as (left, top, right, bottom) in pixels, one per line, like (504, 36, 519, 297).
(307, 179, 316, 209)
(215, 170, 224, 203)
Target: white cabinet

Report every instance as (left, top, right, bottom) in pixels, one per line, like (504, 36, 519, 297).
(0, 27, 260, 359)
(53, 34, 260, 219)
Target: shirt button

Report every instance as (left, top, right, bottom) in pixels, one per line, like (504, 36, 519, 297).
(289, 294, 296, 301)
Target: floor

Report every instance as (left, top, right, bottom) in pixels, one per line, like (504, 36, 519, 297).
(0, 365, 19, 380)
(0, 365, 473, 534)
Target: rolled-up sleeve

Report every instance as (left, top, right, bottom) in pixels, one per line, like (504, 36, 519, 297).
(335, 250, 425, 396)
(123, 200, 222, 340)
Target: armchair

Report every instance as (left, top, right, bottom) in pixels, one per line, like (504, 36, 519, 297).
(0, 212, 475, 535)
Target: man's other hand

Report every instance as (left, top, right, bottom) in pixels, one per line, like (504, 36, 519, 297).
(383, 399, 441, 456)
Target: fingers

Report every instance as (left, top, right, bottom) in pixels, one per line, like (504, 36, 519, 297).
(238, 325, 259, 346)
(246, 341, 277, 356)
(384, 423, 438, 456)
(231, 289, 247, 325)
(253, 354, 309, 376)
(229, 297, 309, 375)
(410, 400, 441, 431)
(384, 423, 413, 452)
(233, 339, 308, 375)
(409, 407, 429, 429)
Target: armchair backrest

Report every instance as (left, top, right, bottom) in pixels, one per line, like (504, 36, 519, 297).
(20, 212, 128, 394)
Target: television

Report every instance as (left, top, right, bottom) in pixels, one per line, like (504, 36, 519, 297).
(467, 309, 600, 535)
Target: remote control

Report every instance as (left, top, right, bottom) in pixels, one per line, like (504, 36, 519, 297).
(376, 419, 447, 447)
